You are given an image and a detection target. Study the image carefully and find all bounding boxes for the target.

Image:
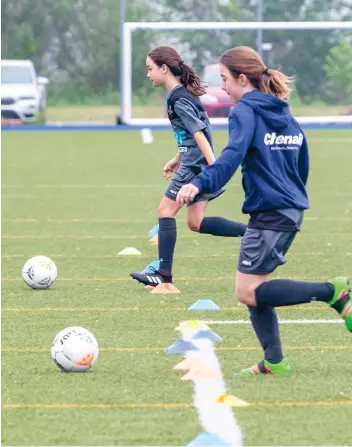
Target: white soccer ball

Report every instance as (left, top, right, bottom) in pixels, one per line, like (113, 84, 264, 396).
(22, 255, 57, 289)
(51, 326, 99, 372)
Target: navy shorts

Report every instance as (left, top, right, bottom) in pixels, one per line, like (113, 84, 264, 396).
(238, 209, 304, 274)
(238, 227, 298, 274)
(165, 167, 225, 206)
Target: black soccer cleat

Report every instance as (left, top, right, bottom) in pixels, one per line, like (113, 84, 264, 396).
(130, 271, 171, 287)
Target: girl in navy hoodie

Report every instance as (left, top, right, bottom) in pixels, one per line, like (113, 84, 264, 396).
(177, 46, 351, 375)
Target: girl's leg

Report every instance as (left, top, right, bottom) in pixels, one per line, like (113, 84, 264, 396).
(186, 200, 208, 232)
(235, 271, 352, 375)
(235, 271, 286, 374)
(187, 199, 246, 236)
(157, 196, 182, 279)
(235, 270, 350, 316)
(234, 227, 337, 308)
(234, 228, 299, 375)
(130, 196, 181, 286)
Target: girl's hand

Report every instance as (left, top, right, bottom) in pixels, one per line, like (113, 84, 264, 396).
(163, 157, 180, 179)
(176, 184, 199, 205)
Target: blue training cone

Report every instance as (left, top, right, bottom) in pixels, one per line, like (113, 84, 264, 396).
(187, 432, 231, 446)
(192, 329, 223, 343)
(164, 340, 198, 354)
(188, 299, 220, 311)
(148, 224, 159, 237)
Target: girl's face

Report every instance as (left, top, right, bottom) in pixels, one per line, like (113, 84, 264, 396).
(220, 63, 252, 102)
(146, 56, 167, 87)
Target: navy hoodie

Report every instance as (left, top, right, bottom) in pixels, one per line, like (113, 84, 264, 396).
(192, 90, 310, 214)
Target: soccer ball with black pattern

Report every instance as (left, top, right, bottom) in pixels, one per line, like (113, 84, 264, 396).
(22, 256, 57, 289)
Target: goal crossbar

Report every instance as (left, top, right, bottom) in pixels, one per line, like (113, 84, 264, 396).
(125, 21, 352, 31)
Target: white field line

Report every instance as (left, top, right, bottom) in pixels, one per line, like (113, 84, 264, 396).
(204, 319, 344, 325)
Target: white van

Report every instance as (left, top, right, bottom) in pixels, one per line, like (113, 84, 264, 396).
(1, 60, 49, 123)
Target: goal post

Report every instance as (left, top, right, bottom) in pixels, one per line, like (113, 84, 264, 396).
(121, 21, 352, 127)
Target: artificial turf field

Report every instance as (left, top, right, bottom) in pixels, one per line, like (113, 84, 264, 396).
(2, 129, 352, 446)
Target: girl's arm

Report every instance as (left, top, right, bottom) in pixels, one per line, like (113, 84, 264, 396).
(173, 98, 215, 164)
(194, 130, 216, 165)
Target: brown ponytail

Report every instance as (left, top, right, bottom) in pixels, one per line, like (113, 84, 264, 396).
(148, 46, 206, 97)
(220, 46, 293, 101)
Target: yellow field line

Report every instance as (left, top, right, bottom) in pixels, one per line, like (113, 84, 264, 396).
(1, 305, 333, 312)
(1, 276, 331, 282)
(256, 400, 352, 408)
(3, 219, 153, 223)
(3, 307, 140, 312)
(2, 233, 351, 239)
(2, 235, 152, 239)
(3, 400, 352, 409)
(2, 346, 351, 353)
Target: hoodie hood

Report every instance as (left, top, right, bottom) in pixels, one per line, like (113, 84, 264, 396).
(239, 90, 291, 132)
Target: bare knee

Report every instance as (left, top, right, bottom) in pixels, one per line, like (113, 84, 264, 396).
(235, 272, 269, 306)
(158, 201, 179, 219)
(158, 205, 172, 218)
(186, 201, 207, 232)
(187, 217, 201, 232)
(235, 284, 255, 306)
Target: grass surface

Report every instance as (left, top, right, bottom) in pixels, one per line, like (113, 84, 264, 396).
(2, 129, 352, 445)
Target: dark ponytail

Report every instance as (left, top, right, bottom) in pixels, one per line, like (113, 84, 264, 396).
(179, 62, 206, 96)
(148, 46, 206, 97)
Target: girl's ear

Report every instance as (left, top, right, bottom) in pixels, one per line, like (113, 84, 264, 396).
(238, 73, 248, 85)
(161, 64, 168, 74)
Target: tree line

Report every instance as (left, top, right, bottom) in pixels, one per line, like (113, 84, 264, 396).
(2, 0, 352, 105)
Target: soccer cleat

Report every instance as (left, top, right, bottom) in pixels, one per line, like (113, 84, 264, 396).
(239, 358, 290, 376)
(327, 276, 352, 332)
(130, 271, 171, 287)
(140, 260, 160, 275)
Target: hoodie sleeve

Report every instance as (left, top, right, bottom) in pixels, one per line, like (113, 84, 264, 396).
(298, 133, 309, 186)
(192, 103, 255, 193)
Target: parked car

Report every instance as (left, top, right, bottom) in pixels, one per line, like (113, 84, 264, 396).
(1, 60, 49, 123)
(200, 64, 234, 117)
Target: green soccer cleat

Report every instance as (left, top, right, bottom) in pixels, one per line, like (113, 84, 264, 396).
(239, 358, 290, 376)
(327, 276, 352, 332)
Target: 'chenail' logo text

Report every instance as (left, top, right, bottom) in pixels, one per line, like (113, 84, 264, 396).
(264, 132, 303, 146)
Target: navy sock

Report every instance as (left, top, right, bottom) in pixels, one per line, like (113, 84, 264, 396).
(256, 279, 334, 308)
(248, 305, 283, 363)
(199, 216, 246, 237)
(157, 217, 176, 277)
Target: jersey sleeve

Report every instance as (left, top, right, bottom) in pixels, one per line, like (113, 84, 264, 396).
(192, 104, 255, 193)
(174, 97, 206, 135)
